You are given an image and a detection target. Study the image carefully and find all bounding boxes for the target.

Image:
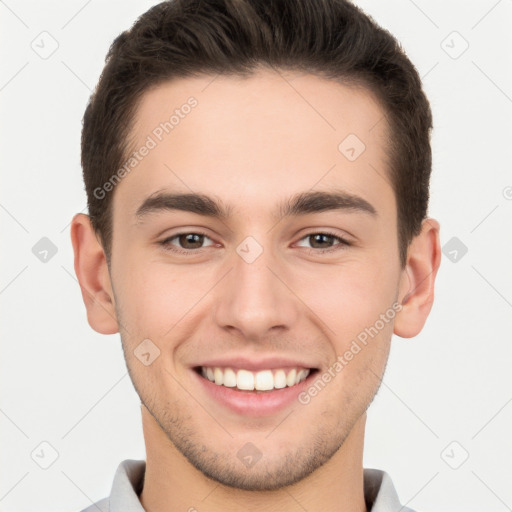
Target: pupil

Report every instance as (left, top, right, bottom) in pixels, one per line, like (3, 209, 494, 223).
(311, 234, 331, 248)
(181, 233, 203, 249)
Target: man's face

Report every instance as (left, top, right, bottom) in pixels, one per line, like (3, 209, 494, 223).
(108, 68, 404, 490)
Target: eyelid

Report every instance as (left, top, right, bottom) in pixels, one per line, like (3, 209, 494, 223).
(293, 230, 352, 256)
(159, 230, 216, 253)
(158, 229, 352, 256)
(295, 230, 351, 246)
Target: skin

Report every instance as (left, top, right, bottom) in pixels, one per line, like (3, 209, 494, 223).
(71, 68, 441, 512)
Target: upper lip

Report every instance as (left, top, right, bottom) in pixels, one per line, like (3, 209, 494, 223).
(193, 356, 319, 372)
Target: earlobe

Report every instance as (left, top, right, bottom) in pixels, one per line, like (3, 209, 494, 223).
(70, 213, 119, 335)
(394, 218, 441, 338)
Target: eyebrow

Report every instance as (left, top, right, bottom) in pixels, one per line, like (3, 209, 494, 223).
(134, 189, 377, 222)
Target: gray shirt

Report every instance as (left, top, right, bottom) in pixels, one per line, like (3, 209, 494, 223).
(79, 459, 416, 512)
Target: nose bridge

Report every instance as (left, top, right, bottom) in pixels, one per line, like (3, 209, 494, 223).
(213, 235, 299, 339)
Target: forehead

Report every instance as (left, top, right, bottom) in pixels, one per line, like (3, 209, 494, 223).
(114, 68, 393, 222)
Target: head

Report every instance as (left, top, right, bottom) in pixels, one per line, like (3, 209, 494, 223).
(72, 0, 440, 492)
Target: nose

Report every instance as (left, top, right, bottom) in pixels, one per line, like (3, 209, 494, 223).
(212, 240, 300, 341)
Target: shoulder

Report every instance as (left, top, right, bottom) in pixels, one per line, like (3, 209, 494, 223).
(75, 459, 146, 512)
(364, 467, 419, 512)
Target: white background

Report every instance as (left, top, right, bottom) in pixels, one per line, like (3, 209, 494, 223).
(1, 1, 511, 511)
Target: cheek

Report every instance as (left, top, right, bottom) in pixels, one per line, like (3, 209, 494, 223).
(113, 258, 221, 342)
(300, 256, 400, 340)
(326, 264, 397, 393)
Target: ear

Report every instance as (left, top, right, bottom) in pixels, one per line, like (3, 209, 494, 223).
(394, 218, 441, 338)
(70, 213, 119, 334)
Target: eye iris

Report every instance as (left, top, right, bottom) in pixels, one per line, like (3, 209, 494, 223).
(179, 233, 204, 249)
(310, 234, 333, 249)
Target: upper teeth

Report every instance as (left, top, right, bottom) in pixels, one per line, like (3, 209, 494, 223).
(200, 366, 311, 391)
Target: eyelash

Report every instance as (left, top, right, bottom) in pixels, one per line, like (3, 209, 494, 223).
(158, 230, 351, 256)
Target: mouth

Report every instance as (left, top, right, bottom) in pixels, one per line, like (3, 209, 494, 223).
(193, 365, 320, 394)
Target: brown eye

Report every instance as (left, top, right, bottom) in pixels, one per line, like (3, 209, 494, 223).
(159, 231, 215, 254)
(296, 231, 351, 254)
(308, 233, 336, 249)
(177, 233, 205, 249)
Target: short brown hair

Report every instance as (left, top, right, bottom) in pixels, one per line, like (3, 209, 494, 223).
(81, 0, 433, 268)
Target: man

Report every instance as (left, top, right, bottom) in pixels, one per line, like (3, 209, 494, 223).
(70, 0, 441, 510)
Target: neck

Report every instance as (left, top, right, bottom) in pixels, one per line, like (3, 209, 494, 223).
(139, 407, 367, 512)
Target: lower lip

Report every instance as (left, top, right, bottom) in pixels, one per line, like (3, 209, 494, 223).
(192, 368, 318, 417)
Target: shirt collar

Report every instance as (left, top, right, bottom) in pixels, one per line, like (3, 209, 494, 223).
(103, 459, 415, 512)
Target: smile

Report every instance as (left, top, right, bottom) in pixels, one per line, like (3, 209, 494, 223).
(196, 366, 313, 392)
